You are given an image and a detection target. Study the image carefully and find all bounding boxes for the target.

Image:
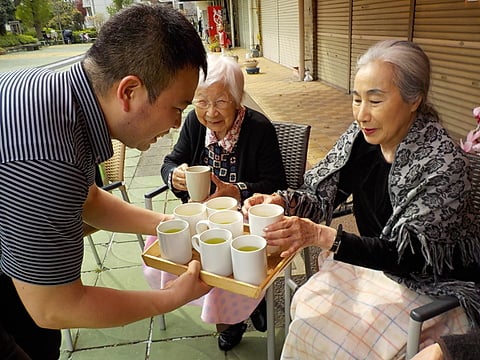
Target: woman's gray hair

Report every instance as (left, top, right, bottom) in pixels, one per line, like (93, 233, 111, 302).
(197, 54, 244, 108)
(356, 40, 437, 118)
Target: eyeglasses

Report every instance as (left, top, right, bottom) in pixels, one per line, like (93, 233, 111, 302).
(192, 98, 232, 110)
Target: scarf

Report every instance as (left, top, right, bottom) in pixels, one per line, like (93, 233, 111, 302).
(278, 115, 480, 326)
(205, 106, 246, 153)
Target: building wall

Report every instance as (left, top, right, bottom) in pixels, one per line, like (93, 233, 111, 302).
(308, 0, 480, 139)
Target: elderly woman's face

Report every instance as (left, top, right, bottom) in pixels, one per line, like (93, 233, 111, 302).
(352, 60, 419, 157)
(193, 82, 237, 139)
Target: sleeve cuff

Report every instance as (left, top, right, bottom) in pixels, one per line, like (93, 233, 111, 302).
(236, 182, 250, 202)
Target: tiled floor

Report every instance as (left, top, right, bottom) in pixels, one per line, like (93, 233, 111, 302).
(2, 43, 356, 360)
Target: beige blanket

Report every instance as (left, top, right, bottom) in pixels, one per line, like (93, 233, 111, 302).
(281, 252, 469, 360)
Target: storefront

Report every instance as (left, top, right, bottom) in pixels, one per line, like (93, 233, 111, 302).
(312, 0, 480, 138)
(260, 0, 300, 69)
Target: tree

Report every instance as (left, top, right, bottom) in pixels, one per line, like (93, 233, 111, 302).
(47, 0, 78, 32)
(106, 0, 133, 17)
(0, 0, 16, 35)
(15, 0, 51, 39)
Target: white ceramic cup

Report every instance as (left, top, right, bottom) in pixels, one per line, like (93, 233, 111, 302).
(205, 196, 239, 216)
(173, 202, 207, 237)
(230, 235, 268, 285)
(191, 228, 233, 276)
(196, 210, 244, 239)
(156, 219, 192, 264)
(248, 203, 285, 253)
(185, 165, 211, 202)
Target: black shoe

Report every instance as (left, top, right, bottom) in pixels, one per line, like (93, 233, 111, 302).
(218, 322, 247, 351)
(250, 298, 267, 332)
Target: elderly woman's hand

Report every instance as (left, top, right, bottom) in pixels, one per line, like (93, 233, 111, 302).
(242, 193, 285, 216)
(410, 343, 443, 360)
(171, 163, 188, 191)
(262, 216, 337, 258)
(205, 174, 241, 201)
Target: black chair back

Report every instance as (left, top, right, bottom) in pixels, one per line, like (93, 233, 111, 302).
(272, 121, 311, 190)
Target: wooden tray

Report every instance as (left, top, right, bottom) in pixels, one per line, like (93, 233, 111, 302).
(142, 240, 296, 299)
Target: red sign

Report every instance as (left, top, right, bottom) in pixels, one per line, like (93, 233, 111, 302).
(207, 6, 223, 41)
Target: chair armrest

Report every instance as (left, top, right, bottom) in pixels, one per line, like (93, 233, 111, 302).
(410, 295, 460, 322)
(144, 184, 169, 200)
(101, 181, 123, 192)
(144, 185, 169, 210)
(83, 181, 123, 237)
(332, 200, 353, 219)
(83, 223, 97, 237)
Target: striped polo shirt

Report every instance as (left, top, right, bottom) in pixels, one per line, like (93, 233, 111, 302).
(0, 62, 113, 285)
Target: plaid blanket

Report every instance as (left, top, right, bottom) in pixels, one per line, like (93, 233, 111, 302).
(281, 253, 469, 360)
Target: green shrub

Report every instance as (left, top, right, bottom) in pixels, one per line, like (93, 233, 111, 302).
(17, 34, 38, 45)
(0, 33, 38, 47)
(73, 29, 98, 43)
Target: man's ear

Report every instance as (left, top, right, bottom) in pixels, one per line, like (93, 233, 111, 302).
(116, 75, 143, 112)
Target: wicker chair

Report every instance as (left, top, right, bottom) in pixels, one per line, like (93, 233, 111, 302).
(85, 139, 145, 266)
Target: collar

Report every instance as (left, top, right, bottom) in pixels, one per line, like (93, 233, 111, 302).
(67, 62, 113, 164)
(205, 106, 246, 153)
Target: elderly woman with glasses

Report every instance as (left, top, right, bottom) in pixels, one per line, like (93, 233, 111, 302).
(143, 54, 287, 352)
(161, 54, 287, 204)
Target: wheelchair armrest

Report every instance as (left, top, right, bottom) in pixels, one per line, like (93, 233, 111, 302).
(410, 295, 460, 322)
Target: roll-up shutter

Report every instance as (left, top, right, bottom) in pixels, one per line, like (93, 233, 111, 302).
(261, 0, 279, 62)
(350, 0, 410, 90)
(316, 0, 350, 90)
(237, 0, 250, 48)
(278, 1, 299, 68)
(413, 0, 480, 140)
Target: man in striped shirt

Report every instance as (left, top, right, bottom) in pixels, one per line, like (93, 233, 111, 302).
(0, 4, 210, 359)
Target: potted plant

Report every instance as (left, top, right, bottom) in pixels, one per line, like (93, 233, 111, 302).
(244, 58, 258, 69)
(209, 41, 221, 52)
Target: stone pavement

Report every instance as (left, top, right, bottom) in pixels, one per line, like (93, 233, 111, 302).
(231, 49, 355, 167)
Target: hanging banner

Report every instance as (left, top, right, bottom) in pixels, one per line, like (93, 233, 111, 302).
(207, 6, 223, 41)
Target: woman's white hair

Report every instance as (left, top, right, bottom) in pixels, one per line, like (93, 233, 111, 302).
(197, 54, 244, 108)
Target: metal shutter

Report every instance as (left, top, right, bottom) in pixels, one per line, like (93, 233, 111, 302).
(261, 0, 280, 62)
(236, 0, 250, 48)
(413, 0, 480, 140)
(316, 0, 351, 90)
(278, 0, 299, 68)
(350, 0, 411, 90)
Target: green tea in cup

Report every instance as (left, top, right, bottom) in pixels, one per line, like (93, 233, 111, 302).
(163, 228, 182, 233)
(204, 237, 226, 244)
(237, 246, 259, 252)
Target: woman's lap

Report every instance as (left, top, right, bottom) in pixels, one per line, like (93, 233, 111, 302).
(281, 253, 469, 360)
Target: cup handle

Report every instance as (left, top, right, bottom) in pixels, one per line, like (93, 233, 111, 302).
(196, 220, 210, 234)
(191, 235, 201, 252)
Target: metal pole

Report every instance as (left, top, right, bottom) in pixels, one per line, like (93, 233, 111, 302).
(248, 0, 254, 51)
(228, 0, 235, 48)
(298, 0, 305, 81)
